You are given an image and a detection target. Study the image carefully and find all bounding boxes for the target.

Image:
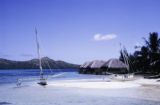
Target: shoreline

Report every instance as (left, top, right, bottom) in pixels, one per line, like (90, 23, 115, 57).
(0, 72, 160, 105)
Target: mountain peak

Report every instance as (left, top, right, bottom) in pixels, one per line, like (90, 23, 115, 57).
(0, 57, 79, 69)
(41, 57, 52, 61)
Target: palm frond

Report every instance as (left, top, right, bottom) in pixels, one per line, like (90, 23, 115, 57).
(142, 37, 150, 47)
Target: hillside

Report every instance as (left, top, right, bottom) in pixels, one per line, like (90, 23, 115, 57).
(0, 57, 79, 69)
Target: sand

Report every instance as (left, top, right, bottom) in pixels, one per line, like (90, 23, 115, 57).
(0, 72, 160, 105)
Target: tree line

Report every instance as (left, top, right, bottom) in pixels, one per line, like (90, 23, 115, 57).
(119, 32, 160, 74)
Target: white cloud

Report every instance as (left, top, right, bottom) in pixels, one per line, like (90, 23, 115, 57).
(93, 33, 117, 41)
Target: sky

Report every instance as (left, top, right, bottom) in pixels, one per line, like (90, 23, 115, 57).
(0, 0, 160, 64)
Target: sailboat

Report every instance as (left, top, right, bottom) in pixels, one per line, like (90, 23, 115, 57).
(112, 44, 135, 81)
(104, 44, 135, 81)
(16, 28, 63, 86)
(35, 28, 47, 86)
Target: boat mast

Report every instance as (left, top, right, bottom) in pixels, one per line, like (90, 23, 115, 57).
(123, 49, 130, 72)
(35, 28, 43, 79)
(120, 43, 129, 72)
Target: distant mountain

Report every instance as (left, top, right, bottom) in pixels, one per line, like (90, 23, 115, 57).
(0, 57, 80, 69)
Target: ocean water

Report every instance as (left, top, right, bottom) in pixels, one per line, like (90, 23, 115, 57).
(0, 69, 77, 85)
(0, 69, 160, 105)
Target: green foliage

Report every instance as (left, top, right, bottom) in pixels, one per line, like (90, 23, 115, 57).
(120, 32, 160, 74)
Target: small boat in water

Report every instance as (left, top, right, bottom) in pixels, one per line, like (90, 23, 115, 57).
(35, 28, 47, 86)
(16, 28, 65, 86)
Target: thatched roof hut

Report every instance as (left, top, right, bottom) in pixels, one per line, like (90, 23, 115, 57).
(80, 59, 128, 69)
(80, 59, 128, 74)
(90, 60, 106, 69)
(80, 61, 93, 69)
(102, 59, 128, 69)
(101, 59, 128, 74)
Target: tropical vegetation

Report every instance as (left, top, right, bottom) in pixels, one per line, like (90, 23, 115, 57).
(119, 32, 160, 75)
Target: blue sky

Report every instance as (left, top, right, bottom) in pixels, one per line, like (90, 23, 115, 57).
(1, 0, 160, 64)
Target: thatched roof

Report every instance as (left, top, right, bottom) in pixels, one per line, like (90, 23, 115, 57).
(80, 61, 93, 68)
(90, 60, 106, 69)
(102, 58, 128, 69)
(80, 58, 128, 69)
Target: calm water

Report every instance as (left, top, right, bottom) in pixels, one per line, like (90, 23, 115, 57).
(0, 69, 77, 85)
(0, 69, 160, 105)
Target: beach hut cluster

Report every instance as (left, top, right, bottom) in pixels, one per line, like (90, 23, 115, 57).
(79, 58, 128, 75)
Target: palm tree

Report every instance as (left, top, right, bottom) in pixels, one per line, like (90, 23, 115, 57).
(131, 46, 150, 73)
(139, 46, 150, 72)
(144, 32, 160, 62)
(143, 32, 160, 73)
(119, 32, 160, 74)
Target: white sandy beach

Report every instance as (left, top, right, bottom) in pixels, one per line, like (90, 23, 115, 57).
(0, 72, 160, 105)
